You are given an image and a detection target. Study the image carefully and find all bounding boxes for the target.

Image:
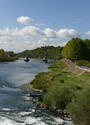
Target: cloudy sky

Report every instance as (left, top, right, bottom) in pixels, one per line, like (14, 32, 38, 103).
(0, 0, 90, 52)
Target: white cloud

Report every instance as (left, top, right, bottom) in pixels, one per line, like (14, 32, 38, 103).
(86, 31, 90, 35)
(17, 16, 34, 25)
(35, 24, 46, 27)
(20, 26, 45, 37)
(0, 19, 79, 52)
(57, 29, 78, 38)
(44, 28, 56, 38)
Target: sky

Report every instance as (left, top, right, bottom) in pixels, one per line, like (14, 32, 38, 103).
(0, 0, 90, 52)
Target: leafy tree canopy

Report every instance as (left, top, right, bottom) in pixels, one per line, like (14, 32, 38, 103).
(62, 38, 86, 60)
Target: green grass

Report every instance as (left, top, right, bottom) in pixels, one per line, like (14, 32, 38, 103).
(28, 59, 90, 125)
(30, 59, 90, 91)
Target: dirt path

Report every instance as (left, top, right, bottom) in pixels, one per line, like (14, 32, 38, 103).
(61, 59, 85, 75)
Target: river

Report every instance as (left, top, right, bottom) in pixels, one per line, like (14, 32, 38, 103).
(0, 59, 73, 125)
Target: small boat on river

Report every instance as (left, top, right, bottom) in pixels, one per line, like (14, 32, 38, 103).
(42, 57, 48, 63)
(24, 56, 30, 62)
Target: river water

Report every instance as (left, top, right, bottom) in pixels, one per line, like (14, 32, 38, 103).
(0, 59, 73, 125)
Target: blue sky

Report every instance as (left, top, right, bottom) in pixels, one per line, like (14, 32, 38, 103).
(0, 0, 90, 52)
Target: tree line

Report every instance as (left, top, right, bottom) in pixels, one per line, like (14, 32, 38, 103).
(0, 49, 18, 62)
(17, 46, 63, 59)
(62, 38, 90, 60)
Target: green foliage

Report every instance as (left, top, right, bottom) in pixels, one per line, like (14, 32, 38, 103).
(76, 60, 90, 67)
(17, 46, 63, 59)
(83, 39, 90, 48)
(38, 96, 43, 102)
(0, 49, 8, 61)
(60, 79, 64, 83)
(28, 59, 90, 125)
(30, 72, 52, 91)
(62, 38, 86, 60)
(43, 85, 76, 110)
(0, 49, 18, 62)
(67, 87, 90, 125)
(83, 39, 90, 59)
(30, 61, 64, 92)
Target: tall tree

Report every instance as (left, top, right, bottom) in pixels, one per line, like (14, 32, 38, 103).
(62, 38, 86, 60)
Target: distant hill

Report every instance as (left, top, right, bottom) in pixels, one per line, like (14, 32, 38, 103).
(17, 46, 63, 59)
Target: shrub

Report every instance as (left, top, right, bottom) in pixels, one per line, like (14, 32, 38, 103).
(76, 60, 90, 67)
(43, 84, 76, 110)
(60, 79, 64, 83)
(67, 87, 90, 125)
(38, 96, 43, 102)
(30, 72, 51, 91)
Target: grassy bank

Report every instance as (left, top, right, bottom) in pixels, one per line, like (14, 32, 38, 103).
(26, 59, 90, 125)
(0, 56, 18, 62)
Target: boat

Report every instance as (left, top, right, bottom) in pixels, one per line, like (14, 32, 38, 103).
(42, 57, 48, 63)
(24, 56, 30, 62)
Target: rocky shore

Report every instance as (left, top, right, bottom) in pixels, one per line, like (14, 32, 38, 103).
(22, 84, 71, 120)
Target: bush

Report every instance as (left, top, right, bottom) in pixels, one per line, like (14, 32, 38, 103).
(38, 96, 43, 102)
(60, 79, 64, 83)
(43, 84, 76, 110)
(76, 60, 90, 67)
(67, 87, 90, 125)
(30, 72, 51, 91)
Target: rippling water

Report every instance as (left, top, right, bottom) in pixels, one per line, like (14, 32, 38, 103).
(0, 59, 73, 125)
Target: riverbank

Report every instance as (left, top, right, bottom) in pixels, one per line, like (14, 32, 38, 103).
(0, 59, 66, 125)
(0, 49, 18, 62)
(23, 59, 90, 125)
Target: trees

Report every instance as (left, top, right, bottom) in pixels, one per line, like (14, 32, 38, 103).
(0, 49, 8, 61)
(83, 39, 90, 59)
(18, 46, 63, 59)
(0, 49, 17, 62)
(62, 38, 86, 60)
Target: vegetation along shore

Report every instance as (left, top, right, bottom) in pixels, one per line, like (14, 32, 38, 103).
(0, 49, 18, 62)
(23, 38, 90, 125)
